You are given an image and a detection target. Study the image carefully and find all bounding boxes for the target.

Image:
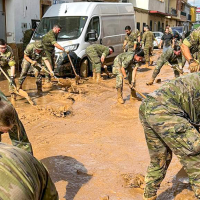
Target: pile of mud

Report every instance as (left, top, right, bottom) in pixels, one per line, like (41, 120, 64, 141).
(37, 99, 74, 118)
(122, 173, 145, 189)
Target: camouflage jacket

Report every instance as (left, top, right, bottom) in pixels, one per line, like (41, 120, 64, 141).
(0, 46, 16, 67)
(113, 52, 135, 69)
(142, 30, 154, 47)
(88, 44, 110, 58)
(0, 90, 33, 154)
(42, 30, 57, 53)
(148, 72, 200, 125)
(157, 47, 185, 68)
(183, 27, 200, 54)
(124, 30, 140, 48)
(23, 29, 34, 50)
(0, 143, 58, 200)
(24, 43, 47, 62)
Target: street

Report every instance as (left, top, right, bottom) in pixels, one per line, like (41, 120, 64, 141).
(0, 49, 194, 200)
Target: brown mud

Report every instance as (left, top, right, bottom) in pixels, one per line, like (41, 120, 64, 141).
(0, 49, 193, 200)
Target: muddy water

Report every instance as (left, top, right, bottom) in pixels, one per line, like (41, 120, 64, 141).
(0, 50, 193, 200)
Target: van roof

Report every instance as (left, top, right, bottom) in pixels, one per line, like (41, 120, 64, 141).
(43, 2, 134, 17)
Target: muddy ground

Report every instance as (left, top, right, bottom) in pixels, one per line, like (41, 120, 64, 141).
(0, 50, 194, 200)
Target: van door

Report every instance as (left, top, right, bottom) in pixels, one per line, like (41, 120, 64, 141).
(0, 0, 6, 40)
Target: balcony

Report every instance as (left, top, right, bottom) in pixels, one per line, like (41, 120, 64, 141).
(171, 8, 177, 16)
(181, 11, 186, 16)
(188, 14, 191, 21)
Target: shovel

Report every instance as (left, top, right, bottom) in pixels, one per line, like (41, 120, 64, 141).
(36, 64, 73, 89)
(0, 66, 34, 106)
(65, 50, 80, 84)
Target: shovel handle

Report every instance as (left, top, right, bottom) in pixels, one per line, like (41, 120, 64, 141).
(66, 51, 78, 76)
(128, 83, 146, 99)
(0, 66, 12, 82)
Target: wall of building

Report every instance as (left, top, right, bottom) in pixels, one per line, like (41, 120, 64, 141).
(148, 0, 165, 13)
(130, 0, 149, 10)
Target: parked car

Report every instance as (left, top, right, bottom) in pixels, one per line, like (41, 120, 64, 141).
(153, 32, 163, 48)
(31, 2, 136, 77)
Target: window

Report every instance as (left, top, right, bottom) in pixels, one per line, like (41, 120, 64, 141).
(158, 21, 160, 31)
(86, 16, 100, 39)
(137, 22, 140, 32)
(150, 20, 152, 31)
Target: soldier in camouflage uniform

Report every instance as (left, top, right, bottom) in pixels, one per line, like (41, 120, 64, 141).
(0, 143, 58, 200)
(86, 44, 114, 82)
(146, 45, 186, 85)
(22, 24, 36, 50)
(112, 50, 144, 104)
(18, 41, 54, 94)
(141, 25, 155, 68)
(42, 24, 65, 84)
(0, 39, 16, 101)
(123, 26, 141, 52)
(181, 27, 200, 72)
(0, 89, 33, 154)
(139, 72, 200, 200)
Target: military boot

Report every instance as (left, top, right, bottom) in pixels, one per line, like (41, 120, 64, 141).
(130, 89, 138, 101)
(149, 57, 153, 65)
(143, 195, 157, 200)
(36, 83, 43, 95)
(146, 77, 155, 85)
(96, 73, 101, 83)
(117, 88, 124, 104)
(93, 69, 96, 80)
(143, 62, 149, 68)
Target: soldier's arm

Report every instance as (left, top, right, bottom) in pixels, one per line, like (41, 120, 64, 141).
(54, 43, 65, 51)
(101, 47, 110, 63)
(24, 54, 36, 65)
(7, 47, 16, 77)
(123, 38, 128, 49)
(44, 59, 54, 75)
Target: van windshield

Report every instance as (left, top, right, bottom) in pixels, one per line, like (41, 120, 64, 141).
(33, 16, 88, 40)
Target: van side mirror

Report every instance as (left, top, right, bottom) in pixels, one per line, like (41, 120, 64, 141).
(87, 29, 98, 42)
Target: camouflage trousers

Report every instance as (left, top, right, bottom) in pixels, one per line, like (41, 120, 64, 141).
(0, 65, 15, 93)
(152, 62, 180, 79)
(44, 50, 55, 82)
(139, 96, 200, 199)
(112, 61, 137, 92)
(144, 45, 153, 62)
(19, 59, 42, 87)
(86, 46, 102, 73)
(0, 90, 33, 154)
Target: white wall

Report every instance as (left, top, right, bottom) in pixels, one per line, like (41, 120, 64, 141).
(6, 0, 40, 43)
(148, 0, 165, 13)
(130, 0, 149, 10)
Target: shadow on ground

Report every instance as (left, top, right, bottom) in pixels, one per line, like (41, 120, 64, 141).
(41, 155, 92, 200)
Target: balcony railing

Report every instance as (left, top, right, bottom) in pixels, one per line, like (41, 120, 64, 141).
(188, 14, 191, 21)
(171, 8, 177, 16)
(181, 11, 186, 16)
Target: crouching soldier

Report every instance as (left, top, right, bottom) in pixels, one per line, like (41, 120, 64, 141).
(146, 45, 186, 85)
(18, 41, 54, 93)
(112, 50, 144, 104)
(86, 44, 114, 82)
(0, 39, 16, 101)
(140, 72, 200, 200)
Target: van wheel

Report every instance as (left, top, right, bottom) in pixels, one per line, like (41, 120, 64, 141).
(80, 59, 89, 78)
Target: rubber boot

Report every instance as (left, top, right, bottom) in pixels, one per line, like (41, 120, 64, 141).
(117, 88, 124, 104)
(96, 73, 101, 83)
(146, 77, 155, 85)
(143, 195, 157, 200)
(93, 72, 96, 80)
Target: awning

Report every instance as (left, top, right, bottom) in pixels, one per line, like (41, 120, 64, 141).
(149, 11, 168, 16)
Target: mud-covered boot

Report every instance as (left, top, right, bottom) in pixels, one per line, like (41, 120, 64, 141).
(93, 69, 96, 80)
(149, 57, 153, 65)
(143, 195, 157, 200)
(117, 88, 124, 104)
(143, 62, 149, 68)
(130, 89, 138, 101)
(36, 83, 43, 95)
(96, 73, 101, 83)
(146, 77, 155, 85)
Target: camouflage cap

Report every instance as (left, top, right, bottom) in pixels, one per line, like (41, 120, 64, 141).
(34, 41, 43, 50)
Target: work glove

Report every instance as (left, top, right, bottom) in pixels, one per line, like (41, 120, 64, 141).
(31, 60, 37, 66)
(189, 61, 199, 73)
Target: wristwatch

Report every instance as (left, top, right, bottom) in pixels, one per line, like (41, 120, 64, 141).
(189, 59, 194, 64)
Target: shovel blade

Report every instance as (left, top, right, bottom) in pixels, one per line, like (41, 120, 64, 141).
(15, 89, 35, 106)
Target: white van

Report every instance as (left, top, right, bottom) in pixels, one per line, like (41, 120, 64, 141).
(32, 2, 136, 77)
